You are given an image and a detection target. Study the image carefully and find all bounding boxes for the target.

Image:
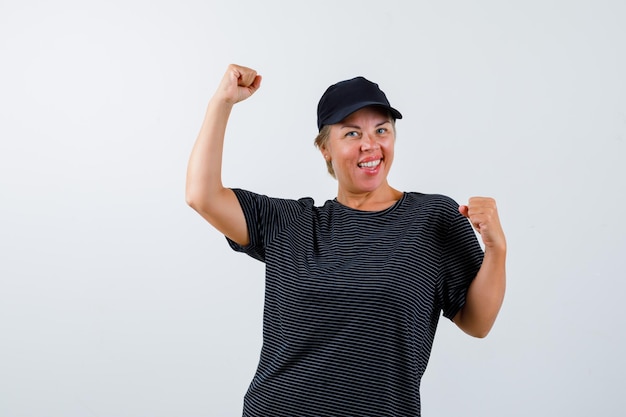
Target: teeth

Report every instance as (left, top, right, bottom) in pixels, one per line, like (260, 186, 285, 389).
(358, 159, 381, 168)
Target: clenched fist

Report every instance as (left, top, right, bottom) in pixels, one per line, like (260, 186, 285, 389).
(214, 64, 262, 105)
(459, 197, 506, 251)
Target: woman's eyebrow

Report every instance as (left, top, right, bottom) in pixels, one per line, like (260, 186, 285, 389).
(339, 123, 361, 129)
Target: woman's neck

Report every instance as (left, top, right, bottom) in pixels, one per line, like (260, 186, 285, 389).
(335, 185, 403, 211)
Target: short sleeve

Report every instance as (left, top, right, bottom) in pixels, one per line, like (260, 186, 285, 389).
(226, 188, 313, 263)
(438, 200, 485, 320)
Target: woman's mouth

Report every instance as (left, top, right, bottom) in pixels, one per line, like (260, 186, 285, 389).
(358, 159, 382, 168)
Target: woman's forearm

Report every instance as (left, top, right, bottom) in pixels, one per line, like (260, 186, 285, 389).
(455, 245, 506, 338)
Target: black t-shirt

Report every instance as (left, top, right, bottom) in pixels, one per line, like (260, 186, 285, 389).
(227, 189, 484, 416)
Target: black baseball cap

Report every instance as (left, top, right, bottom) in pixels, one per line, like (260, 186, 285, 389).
(316, 76, 402, 131)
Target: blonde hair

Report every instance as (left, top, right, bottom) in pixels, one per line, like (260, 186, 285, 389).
(314, 125, 335, 178)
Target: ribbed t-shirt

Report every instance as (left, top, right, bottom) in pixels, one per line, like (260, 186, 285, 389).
(227, 189, 484, 416)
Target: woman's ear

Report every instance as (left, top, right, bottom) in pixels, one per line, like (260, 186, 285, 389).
(319, 145, 330, 161)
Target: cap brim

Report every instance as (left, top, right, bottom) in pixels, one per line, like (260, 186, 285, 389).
(322, 101, 403, 128)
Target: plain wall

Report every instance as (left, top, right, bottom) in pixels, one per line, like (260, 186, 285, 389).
(1, 0, 625, 415)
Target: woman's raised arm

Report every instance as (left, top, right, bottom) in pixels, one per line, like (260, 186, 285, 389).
(453, 197, 507, 338)
(185, 64, 262, 246)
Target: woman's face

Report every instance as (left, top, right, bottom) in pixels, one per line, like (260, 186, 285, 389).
(322, 106, 395, 196)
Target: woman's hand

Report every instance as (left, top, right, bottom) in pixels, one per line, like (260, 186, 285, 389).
(459, 197, 506, 252)
(214, 64, 262, 105)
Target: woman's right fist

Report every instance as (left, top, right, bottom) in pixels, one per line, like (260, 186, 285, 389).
(215, 64, 262, 105)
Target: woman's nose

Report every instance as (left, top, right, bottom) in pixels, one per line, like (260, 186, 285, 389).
(361, 133, 379, 150)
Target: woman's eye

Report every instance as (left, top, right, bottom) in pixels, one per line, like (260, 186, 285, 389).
(345, 131, 359, 138)
(377, 128, 387, 134)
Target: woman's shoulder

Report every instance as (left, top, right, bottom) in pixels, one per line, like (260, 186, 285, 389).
(404, 191, 459, 209)
(400, 192, 464, 232)
(231, 188, 316, 216)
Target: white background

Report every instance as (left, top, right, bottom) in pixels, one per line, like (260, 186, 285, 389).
(1, 0, 625, 416)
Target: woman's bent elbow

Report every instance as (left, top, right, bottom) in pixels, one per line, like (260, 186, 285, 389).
(185, 189, 207, 213)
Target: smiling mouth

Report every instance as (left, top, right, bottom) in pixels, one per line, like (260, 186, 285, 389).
(358, 159, 382, 168)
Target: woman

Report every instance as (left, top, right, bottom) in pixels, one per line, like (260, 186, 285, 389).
(186, 64, 506, 416)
